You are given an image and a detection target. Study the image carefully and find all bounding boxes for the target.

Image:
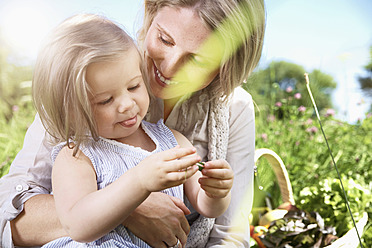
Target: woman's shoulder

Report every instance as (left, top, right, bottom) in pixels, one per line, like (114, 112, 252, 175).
(230, 86, 253, 105)
(229, 87, 254, 116)
(227, 87, 255, 134)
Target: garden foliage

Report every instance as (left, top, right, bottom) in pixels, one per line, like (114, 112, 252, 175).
(252, 80, 372, 247)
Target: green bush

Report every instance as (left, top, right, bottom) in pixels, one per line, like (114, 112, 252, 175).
(0, 103, 36, 178)
(254, 88, 372, 246)
(298, 175, 371, 245)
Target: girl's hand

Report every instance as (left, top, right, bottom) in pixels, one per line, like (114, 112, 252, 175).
(198, 159, 234, 199)
(137, 146, 200, 192)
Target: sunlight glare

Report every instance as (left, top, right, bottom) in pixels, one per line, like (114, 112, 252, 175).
(0, 0, 54, 60)
(162, 0, 265, 101)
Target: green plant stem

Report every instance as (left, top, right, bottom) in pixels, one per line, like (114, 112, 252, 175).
(305, 73, 364, 248)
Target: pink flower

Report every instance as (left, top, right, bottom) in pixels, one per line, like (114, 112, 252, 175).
(294, 93, 301, 99)
(295, 141, 300, 146)
(12, 105, 19, 112)
(261, 133, 268, 142)
(286, 86, 293, 93)
(305, 119, 313, 125)
(275, 102, 282, 107)
(298, 105, 306, 113)
(325, 108, 335, 117)
(306, 126, 318, 133)
(267, 115, 275, 122)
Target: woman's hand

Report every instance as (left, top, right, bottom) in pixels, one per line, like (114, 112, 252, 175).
(123, 192, 190, 248)
(136, 146, 200, 192)
(198, 159, 234, 199)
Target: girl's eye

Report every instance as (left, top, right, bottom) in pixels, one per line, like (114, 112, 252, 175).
(159, 34, 173, 46)
(128, 84, 140, 91)
(99, 97, 113, 105)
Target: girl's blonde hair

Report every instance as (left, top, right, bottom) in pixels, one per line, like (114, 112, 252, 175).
(32, 14, 135, 153)
(137, 0, 266, 99)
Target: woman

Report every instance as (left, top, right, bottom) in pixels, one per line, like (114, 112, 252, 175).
(0, 0, 265, 247)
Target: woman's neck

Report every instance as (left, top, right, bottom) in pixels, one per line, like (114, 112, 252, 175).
(163, 97, 181, 121)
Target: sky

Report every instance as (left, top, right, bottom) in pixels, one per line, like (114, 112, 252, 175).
(0, 0, 371, 123)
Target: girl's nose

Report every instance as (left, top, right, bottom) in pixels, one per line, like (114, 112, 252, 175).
(118, 97, 135, 113)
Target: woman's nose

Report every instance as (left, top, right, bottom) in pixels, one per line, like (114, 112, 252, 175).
(118, 97, 135, 113)
(161, 50, 188, 78)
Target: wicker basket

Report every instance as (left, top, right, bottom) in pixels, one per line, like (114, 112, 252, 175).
(253, 148, 368, 248)
(254, 148, 295, 206)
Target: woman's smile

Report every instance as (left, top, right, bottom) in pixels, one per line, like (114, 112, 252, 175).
(154, 63, 179, 86)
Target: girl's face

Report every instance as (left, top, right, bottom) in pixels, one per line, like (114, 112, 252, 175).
(87, 47, 149, 142)
(144, 6, 218, 100)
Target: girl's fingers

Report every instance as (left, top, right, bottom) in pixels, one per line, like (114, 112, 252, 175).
(203, 159, 230, 169)
(198, 177, 233, 190)
(201, 168, 234, 180)
(165, 155, 201, 173)
(200, 184, 230, 198)
(169, 165, 198, 181)
(155, 166, 198, 190)
(162, 146, 197, 161)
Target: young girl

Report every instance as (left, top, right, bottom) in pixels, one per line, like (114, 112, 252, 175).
(33, 14, 233, 248)
(1, 1, 264, 247)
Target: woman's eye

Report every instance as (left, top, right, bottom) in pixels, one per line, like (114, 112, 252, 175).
(190, 55, 207, 67)
(99, 97, 113, 105)
(159, 35, 173, 46)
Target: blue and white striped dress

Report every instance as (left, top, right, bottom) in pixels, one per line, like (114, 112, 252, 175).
(42, 119, 183, 248)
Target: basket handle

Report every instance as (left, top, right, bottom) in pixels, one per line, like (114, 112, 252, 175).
(254, 148, 295, 205)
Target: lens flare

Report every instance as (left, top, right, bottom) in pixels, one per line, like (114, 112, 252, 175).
(162, 1, 264, 101)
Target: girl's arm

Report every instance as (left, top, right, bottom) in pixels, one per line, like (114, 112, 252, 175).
(52, 147, 148, 243)
(171, 130, 233, 218)
(52, 145, 199, 243)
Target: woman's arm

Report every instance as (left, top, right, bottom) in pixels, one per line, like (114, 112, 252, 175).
(10, 194, 66, 246)
(122, 192, 191, 247)
(52, 145, 199, 243)
(0, 114, 65, 246)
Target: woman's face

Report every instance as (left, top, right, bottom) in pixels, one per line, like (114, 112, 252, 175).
(144, 6, 218, 100)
